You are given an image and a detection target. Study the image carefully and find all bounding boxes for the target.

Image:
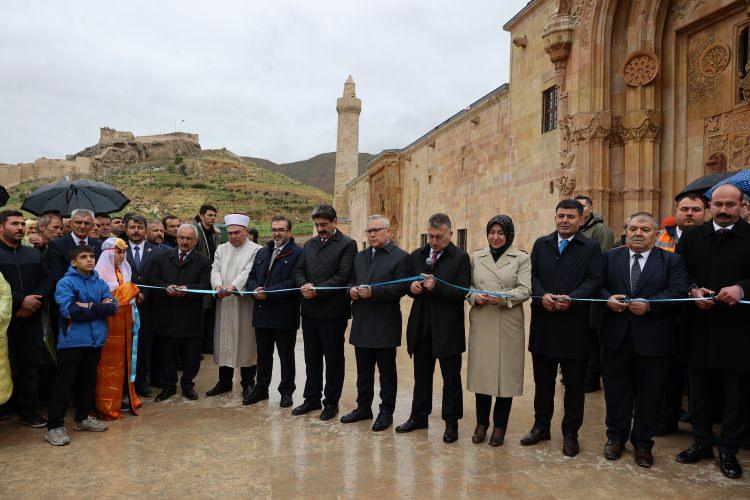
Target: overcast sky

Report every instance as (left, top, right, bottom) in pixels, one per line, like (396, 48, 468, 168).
(1, 0, 527, 164)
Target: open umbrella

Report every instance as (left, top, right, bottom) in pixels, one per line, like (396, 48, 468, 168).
(21, 179, 129, 217)
(705, 169, 750, 199)
(674, 172, 735, 201)
(0, 186, 8, 207)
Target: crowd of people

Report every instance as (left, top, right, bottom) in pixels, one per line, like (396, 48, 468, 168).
(0, 186, 749, 481)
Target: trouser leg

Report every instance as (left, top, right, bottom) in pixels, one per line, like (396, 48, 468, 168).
(240, 366, 256, 388)
(631, 354, 665, 449)
(47, 348, 84, 429)
(73, 348, 102, 422)
(475, 394, 491, 426)
(410, 339, 435, 423)
(276, 329, 297, 396)
(717, 371, 748, 455)
(319, 319, 346, 407)
(255, 328, 275, 393)
(301, 319, 323, 403)
(7, 321, 42, 419)
(160, 336, 179, 390)
(178, 337, 202, 391)
(354, 347, 376, 411)
(560, 358, 587, 436)
(135, 314, 154, 391)
(218, 366, 234, 386)
(688, 366, 716, 448)
(531, 354, 558, 432)
(376, 348, 397, 416)
(494, 397, 513, 429)
(438, 353, 463, 423)
(601, 342, 634, 444)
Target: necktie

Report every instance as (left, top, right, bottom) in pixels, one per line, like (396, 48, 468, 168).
(371, 248, 376, 262)
(430, 250, 440, 264)
(133, 245, 142, 270)
(268, 247, 281, 271)
(79, 239, 86, 246)
(717, 228, 729, 236)
(631, 253, 642, 292)
(558, 239, 569, 254)
(179, 252, 186, 264)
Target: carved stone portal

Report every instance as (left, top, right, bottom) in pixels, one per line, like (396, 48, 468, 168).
(622, 51, 659, 87)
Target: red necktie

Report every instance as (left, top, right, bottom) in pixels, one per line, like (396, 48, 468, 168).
(179, 252, 186, 264)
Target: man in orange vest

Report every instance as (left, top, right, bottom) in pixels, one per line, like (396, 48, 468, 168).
(656, 192, 706, 436)
(656, 193, 706, 253)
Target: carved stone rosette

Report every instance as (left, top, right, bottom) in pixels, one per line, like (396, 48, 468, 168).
(699, 42, 730, 78)
(622, 51, 660, 87)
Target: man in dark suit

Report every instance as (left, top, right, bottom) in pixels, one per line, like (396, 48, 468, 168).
(123, 214, 164, 397)
(149, 224, 212, 402)
(395, 213, 471, 444)
(675, 184, 750, 479)
(292, 204, 357, 420)
(598, 212, 689, 468)
(341, 215, 409, 432)
(45, 209, 103, 284)
(244, 215, 302, 408)
(521, 199, 603, 457)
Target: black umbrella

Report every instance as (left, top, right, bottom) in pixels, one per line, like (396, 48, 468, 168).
(0, 186, 8, 207)
(675, 172, 735, 201)
(21, 179, 129, 217)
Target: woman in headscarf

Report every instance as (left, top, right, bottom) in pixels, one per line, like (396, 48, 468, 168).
(466, 215, 531, 447)
(94, 237, 142, 419)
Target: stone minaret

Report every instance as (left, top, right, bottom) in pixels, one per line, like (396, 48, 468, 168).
(333, 75, 361, 224)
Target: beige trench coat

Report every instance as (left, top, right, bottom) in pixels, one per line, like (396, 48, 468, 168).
(466, 245, 531, 398)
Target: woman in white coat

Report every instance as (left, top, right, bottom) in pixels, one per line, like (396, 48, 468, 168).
(467, 215, 531, 447)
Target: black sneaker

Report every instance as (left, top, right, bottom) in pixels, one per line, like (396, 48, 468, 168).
(20, 414, 47, 428)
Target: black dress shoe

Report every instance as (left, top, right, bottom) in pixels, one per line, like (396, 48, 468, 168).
(155, 387, 176, 402)
(520, 427, 551, 446)
(676, 444, 714, 464)
(472, 424, 488, 444)
(395, 418, 428, 433)
(183, 388, 199, 401)
(280, 394, 293, 408)
(136, 386, 152, 398)
(242, 388, 269, 406)
(719, 451, 743, 479)
(604, 440, 624, 460)
(443, 423, 459, 444)
(291, 400, 322, 416)
(372, 413, 393, 432)
(205, 382, 232, 397)
(563, 434, 580, 457)
(319, 405, 339, 421)
(340, 408, 373, 424)
(489, 427, 506, 447)
(634, 446, 654, 468)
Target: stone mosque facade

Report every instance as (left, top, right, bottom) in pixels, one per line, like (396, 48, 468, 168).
(334, 0, 750, 252)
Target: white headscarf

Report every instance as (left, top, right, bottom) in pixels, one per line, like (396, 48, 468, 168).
(94, 237, 132, 292)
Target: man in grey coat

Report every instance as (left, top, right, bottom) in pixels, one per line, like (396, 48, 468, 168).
(340, 215, 409, 432)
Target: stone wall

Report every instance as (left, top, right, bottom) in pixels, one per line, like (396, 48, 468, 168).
(0, 156, 91, 188)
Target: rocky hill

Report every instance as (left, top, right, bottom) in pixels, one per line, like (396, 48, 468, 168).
(244, 152, 374, 194)
(6, 150, 330, 237)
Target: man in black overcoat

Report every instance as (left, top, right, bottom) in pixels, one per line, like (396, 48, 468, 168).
(395, 213, 471, 444)
(149, 224, 211, 402)
(675, 184, 750, 480)
(340, 215, 409, 432)
(244, 215, 302, 408)
(45, 209, 103, 283)
(598, 212, 688, 468)
(521, 199, 603, 457)
(291, 204, 357, 421)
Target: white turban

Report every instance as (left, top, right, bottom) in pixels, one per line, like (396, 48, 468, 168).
(224, 213, 249, 228)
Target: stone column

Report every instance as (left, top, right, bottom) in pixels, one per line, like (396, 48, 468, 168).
(619, 109, 661, 217)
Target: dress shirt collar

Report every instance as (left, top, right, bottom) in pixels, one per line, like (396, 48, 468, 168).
(713, 221, 735, 232)
(628, 248, 652, 264)
(675, 226, 683, 239)
(557, 233, 575, 244)
(71, 233, 88, 246)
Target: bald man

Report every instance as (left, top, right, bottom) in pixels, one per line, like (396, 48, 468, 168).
(675, 184, 750, 479)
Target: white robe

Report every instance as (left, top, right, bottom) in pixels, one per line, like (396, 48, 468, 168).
(211, 239, 262, 367)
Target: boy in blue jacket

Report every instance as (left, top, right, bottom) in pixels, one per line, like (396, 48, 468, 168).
(45, 245, 118, 446)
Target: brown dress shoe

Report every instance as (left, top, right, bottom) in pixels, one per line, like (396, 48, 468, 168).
(604, 440, 624, 460)
(563, 434, 580, 457)
(489, 427, 506, 447)
(472, 424, 488, 444)
(634, 446, 654, 468)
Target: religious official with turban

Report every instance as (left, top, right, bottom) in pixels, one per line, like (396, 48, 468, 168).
(207, 213, 262, 399)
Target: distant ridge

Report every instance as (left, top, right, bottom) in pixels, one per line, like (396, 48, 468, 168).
(244, 152, 374, 194)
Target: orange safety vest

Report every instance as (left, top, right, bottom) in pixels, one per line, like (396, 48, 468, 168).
(656, 228, 677, 253)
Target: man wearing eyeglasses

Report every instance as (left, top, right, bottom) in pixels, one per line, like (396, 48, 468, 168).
(396, 213, 471, 443)
(340, 215, 409, 432)
(292, 204, 357, 421)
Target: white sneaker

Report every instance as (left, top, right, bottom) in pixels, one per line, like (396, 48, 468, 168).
(74, 416, 108, 432)
(44, 427, 71, 446)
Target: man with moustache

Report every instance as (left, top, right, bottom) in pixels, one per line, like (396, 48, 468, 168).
(0, 210, 51, 427)
(45, 209, 103, 284)
(395, 213, 471, 443)
(292, 204, 357, 420)
(598, 213, 688, 468)
(146, 221, 171, 250)
(675, 184, 750, 479)
(341, 215, 409, 432)
(521, 199, 603, 457)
